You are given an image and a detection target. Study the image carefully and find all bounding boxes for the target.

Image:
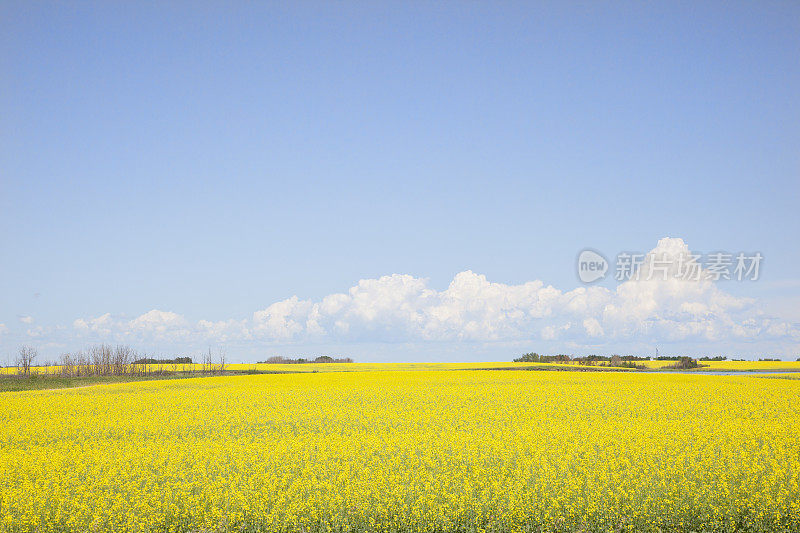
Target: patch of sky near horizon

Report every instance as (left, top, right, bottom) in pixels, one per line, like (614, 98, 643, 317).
(1, 2, 799, 359)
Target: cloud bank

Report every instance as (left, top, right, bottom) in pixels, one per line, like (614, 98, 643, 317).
(61, 238, 797, 351)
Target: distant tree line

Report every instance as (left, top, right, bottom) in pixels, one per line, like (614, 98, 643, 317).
(514, 352, 722, 369)
(593, 355, 648, 369)
(513, 353, 571, 363)
(132, 357, 193, 365)
(258, 355, 354, 364)
(7, 345, 226, 377)
(514, 352, 647, 366)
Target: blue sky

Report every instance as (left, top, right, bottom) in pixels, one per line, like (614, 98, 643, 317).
(1, 2, 799, 362)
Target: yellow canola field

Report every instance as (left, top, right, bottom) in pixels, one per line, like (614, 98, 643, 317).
(0, 361, 582, 376)
(637, 360, 800, 371)
(4, 359, 800, 376)
(1, 370, 799, 532)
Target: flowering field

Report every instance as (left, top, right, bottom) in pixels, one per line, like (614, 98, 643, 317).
(635, 360, 800, 371)
(0, 361, 585, 376)
(5, 359, 800, 377)
(1, 370, 799, 532)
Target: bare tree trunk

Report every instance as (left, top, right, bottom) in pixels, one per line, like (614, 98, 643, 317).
(16, 346, 37, 377)
(217, 348, 226, 375)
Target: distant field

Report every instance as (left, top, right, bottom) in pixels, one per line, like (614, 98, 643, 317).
(224, 361, 623, 373)
(1, 370, 798, 532)
(0, 361, 582, 375)
(238, 360, 800, 372)
(3, 359, 800, 378)
(1, 362, 621, 392)
(636, 359, 800, 371)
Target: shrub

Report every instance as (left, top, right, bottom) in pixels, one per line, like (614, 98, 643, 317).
(665, 357, 700, 370)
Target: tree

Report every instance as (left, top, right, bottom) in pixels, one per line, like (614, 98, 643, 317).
(17, 345, 37, 376)
(217, 348, 227, 374)
(668, 356, 699, 370)
(514, 352, 540, 363)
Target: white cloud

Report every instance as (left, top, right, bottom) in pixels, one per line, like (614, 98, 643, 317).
(24, 324, 65, 339)
(198, 318, 251, 343)
(128, 310, 190, 339)
(18, 315, 33, 324)
(583, 318, 604, 338)
(598, 237, 761, 342)
(242, 237, 797, 345)
(26, 326, 48, 338)
(252, 296, 315, 340)
(73, 310, 192, 343)
(73, 313, 118, 337)
(63, 238, 799, 350)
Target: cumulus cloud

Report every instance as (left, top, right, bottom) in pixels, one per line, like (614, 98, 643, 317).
(74, 311, 192, 342)
(599, 238, 759, 342)
(129, 310, 190, 338)
(253, 296, 316, 340)
(197, 318, 251, 343)
(26, 326, 48, 338)
(241, 237, 797, 345)
(18, 315, 34, 324)
(65, 238, 798, 348)
(73, 313, 120, 337)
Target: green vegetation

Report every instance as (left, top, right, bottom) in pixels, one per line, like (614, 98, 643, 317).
(132, 356, 193, 364)
(515, 352, 647, 368)
(0, 373, 202, 392)
(513, 352, 570, 363)
(0, 368, 314, 393)
(664, 356, 701, 370)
